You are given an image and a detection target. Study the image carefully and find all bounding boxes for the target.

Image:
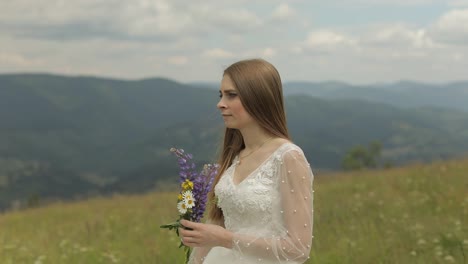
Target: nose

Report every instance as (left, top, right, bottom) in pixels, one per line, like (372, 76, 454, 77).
(217, 97, 227, 109)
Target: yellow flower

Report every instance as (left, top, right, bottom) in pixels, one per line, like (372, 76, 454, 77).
(181, 179, 194, 190)
(178, 194, 183, 201)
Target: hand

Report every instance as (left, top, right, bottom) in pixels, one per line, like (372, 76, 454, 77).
(178, 219, 233, 249)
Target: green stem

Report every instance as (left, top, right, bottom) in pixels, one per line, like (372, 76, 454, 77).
(184, 246, 191, 264)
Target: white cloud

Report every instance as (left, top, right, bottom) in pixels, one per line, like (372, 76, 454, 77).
(238, 47, 278, 59)
(0, 52, 42, 67)
(335, 0, 445, 6)
(429, 9, 468, 44)
(286, 16, 468, 83)
(364, 24, 435, 48)
(0, 0, 263, 41)
(0, 0, 191, 40)
(449, 0, 468, 7)
(306, 30, 354, 46)
(202, 48, 235, 59)
(262, 48, 277, 58)
(271, 4, 296, 21)
(0, 0, 119, 23)
(120, 1, 192, 37)
(301, 30, 357, 53)
(1, 0, 467, 83)
(290, 46, 304, 54)
(168, 56, 188, 65)
(193, 6, 262, 33)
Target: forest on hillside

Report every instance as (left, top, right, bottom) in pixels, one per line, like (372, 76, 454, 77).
(1, 74, 468, 210)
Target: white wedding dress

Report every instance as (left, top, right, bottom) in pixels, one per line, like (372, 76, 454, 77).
(189, 143, 314, 264)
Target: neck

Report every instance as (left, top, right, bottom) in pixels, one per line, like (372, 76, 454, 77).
(240, 126, 272, 151)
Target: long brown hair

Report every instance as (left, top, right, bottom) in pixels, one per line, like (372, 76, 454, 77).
(207, 58, 290, 222)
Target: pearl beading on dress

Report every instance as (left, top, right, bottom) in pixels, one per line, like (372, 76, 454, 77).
(202, 143, 314, 264)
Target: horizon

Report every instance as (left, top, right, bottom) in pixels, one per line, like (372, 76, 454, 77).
(2, 71, 468, 87)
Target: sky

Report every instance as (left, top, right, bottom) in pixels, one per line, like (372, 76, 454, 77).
(1, 0, 468, 84)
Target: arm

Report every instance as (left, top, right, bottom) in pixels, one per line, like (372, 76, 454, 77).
(231, 149, 314, 263)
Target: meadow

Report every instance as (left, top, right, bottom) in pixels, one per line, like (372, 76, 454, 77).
(0, 158, 467, 264)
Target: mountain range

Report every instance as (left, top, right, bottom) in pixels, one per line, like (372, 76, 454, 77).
(1, 73, 467, 210)
(191, 80, 468, 112)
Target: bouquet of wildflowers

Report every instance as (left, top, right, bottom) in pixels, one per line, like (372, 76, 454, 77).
(160, 148, 218, 263)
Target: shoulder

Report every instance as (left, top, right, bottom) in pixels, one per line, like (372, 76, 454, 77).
(267, 138, 309, 164)
(271, 141, 308, 165)
(278, 143, 314, 178)
(279, 141, 305, 157)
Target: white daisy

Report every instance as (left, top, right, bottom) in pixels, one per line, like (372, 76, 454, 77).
(183, 190, 194, 201)
(177, 201, 187, 214)
(183, 190, 196, 209)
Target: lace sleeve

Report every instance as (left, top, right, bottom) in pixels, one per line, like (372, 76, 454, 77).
(231, 148, 314, 263)
(188, 246, 211, 264)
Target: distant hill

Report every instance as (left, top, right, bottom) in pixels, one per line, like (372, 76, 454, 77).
(189, 80, 468, 112)
(287, 80, 468, 113)
(1, 73, 468, 209)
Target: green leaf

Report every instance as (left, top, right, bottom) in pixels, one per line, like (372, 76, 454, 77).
(160, 221, 181, 230)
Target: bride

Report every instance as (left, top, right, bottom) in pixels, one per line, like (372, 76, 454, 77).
(179, 58, 314, 264)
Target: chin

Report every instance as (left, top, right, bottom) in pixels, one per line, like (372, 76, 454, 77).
(224, 123, 239, 129)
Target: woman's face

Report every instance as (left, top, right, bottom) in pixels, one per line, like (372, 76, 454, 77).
(217, 75, 255, 130)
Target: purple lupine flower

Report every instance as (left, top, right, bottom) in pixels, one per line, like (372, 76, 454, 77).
(190, 163, 218, 222)
(170, 148, 199, 183)
(169, 148, 218, 222)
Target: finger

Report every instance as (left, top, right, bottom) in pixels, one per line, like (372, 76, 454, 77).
(182, 236, 199, 247)
(179, 227, 197, 238)
(178, 227, 187, 238)
(180, 219, 199, 229)
(179, 228, 188, 236)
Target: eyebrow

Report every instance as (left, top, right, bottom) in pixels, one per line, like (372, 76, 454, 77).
(219, 89, 237, 93)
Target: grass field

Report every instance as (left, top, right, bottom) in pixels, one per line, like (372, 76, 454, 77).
(0, 158, 467, 263)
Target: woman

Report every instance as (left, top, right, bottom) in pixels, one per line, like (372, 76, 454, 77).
(179, 58, 314, 264)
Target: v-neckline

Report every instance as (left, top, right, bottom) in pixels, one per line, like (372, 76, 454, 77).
(231, 142, 290, 187)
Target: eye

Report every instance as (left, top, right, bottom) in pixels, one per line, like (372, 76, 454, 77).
(218, 92, 238, 98)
